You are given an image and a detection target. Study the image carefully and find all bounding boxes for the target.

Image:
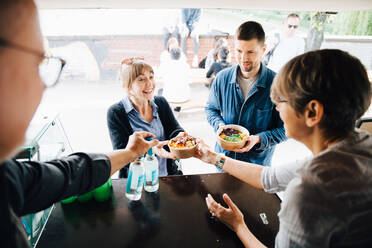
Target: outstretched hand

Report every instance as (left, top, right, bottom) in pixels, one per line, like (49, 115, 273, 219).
(126, 131, 158, 158)
(194, 139, 217, 165)
(205, 193, 245, 232)
(153, 140, 176, 159)
(233, 135, 260, 153)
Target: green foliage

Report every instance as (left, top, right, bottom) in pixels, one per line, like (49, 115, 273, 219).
(211, 9, 372, 36)
(313, 10, 372, 35)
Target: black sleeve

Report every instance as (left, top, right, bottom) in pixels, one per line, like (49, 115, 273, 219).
(107, 103, 131, 150)
(155, 96, 184, 139)
(3, 153, 110, 216)
(206, 63, 216, 78)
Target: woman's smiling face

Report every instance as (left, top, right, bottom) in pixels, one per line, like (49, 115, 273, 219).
(129, 69, 155, 101)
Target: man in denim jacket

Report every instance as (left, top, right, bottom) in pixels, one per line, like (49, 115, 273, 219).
(205, 21, 286, 167)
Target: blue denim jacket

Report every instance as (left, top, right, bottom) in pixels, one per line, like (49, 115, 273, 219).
(205, 64, 286, 166)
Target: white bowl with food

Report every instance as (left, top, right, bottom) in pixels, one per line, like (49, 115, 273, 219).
(168, 134, 198, 159)
(217, 124, 249, 151)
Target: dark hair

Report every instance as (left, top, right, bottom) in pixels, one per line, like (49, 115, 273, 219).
(170, 47, 181, 60)
(271, 49, 371, 140)
(218, 46, 229, 61)
(235, 21, 265, 43)
(287, 13, 300, 19)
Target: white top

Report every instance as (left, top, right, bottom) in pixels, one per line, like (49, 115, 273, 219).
(237, 72, 257, 100)
(267, 35, 305, 73)
(159, 59, 190, 103)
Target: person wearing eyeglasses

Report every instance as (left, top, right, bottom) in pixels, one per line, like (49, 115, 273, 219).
(107, 59, 185, 178)
(198, 49, 372, 247)
(265, 13, 305, 73)
(0, 1, 159, 247)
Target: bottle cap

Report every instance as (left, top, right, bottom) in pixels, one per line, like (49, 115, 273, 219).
(148, 147, 153, 156)
(145, 137, 154, 156)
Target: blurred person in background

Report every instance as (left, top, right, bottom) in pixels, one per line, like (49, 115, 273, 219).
(205, 37, 229, 71)
(180, 8, 202, 67)
(159, 47, 191, 103)
(265, 13, 305, 72)
(206, 46, 233, 81)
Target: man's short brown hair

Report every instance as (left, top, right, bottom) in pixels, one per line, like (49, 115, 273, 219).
(271, 49, 371, 140)
(235, 21, 265, 44)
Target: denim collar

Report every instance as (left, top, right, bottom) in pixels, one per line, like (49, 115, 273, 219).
(122, 95, 158, 118)
(229, 63, 269, 88)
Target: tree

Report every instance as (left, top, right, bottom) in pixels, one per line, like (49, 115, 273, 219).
(305, 12, 330, 52)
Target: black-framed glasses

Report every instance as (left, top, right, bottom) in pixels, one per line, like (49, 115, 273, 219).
(288, 25, 298, 29)
(0, 38, 66, 88)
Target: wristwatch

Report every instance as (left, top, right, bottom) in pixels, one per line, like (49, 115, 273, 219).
(215, 153, 226, 170)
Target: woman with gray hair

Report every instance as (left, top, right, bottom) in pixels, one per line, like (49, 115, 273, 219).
(196, 49, 372, 247)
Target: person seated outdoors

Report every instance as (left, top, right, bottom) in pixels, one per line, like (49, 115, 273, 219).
(204, 37, 229, 71)
(180, 8, 202, 67)
(196, 49, 372, 247)
(159, 47, 191, 103)
(160, 37, 186, 65)
(162, 9, 181, 53)
(0, 1, 158, 247)
(107, 59, 185, 178)
(206, 46, 233, 81)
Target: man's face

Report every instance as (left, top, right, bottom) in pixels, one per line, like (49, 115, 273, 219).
(284, 17, 300, 37)
(0, 6, 45, 160)
(234, 38, 266, 76)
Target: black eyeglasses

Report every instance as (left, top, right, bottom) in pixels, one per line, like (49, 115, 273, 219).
(288, 25, 298, 29)
(0, 38, 66, 88)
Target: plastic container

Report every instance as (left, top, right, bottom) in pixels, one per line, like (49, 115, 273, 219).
(61, 196, 77, 204)
(93, 180, 112, 202)
(77, 191, 93, 203)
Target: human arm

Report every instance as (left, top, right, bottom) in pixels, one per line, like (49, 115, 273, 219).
(195, 140, 304, 192)
(5, 131, 157, 216)
(254, 107, 287, 152)
(205, 77, 225, 132)
(107, 131, 158, 175)
(206, 193, 266, 248)
(205, 50, 215, 71)
(206, 62, 216, 78)
(195, 140, 264, 190)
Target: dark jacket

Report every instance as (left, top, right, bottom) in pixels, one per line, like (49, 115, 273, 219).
(107, 96, 184, 177)
(206, 60, 233, 79)
(0, 153, 111, 247)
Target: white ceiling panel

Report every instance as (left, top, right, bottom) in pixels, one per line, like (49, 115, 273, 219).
(35, 0, 372, 11)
